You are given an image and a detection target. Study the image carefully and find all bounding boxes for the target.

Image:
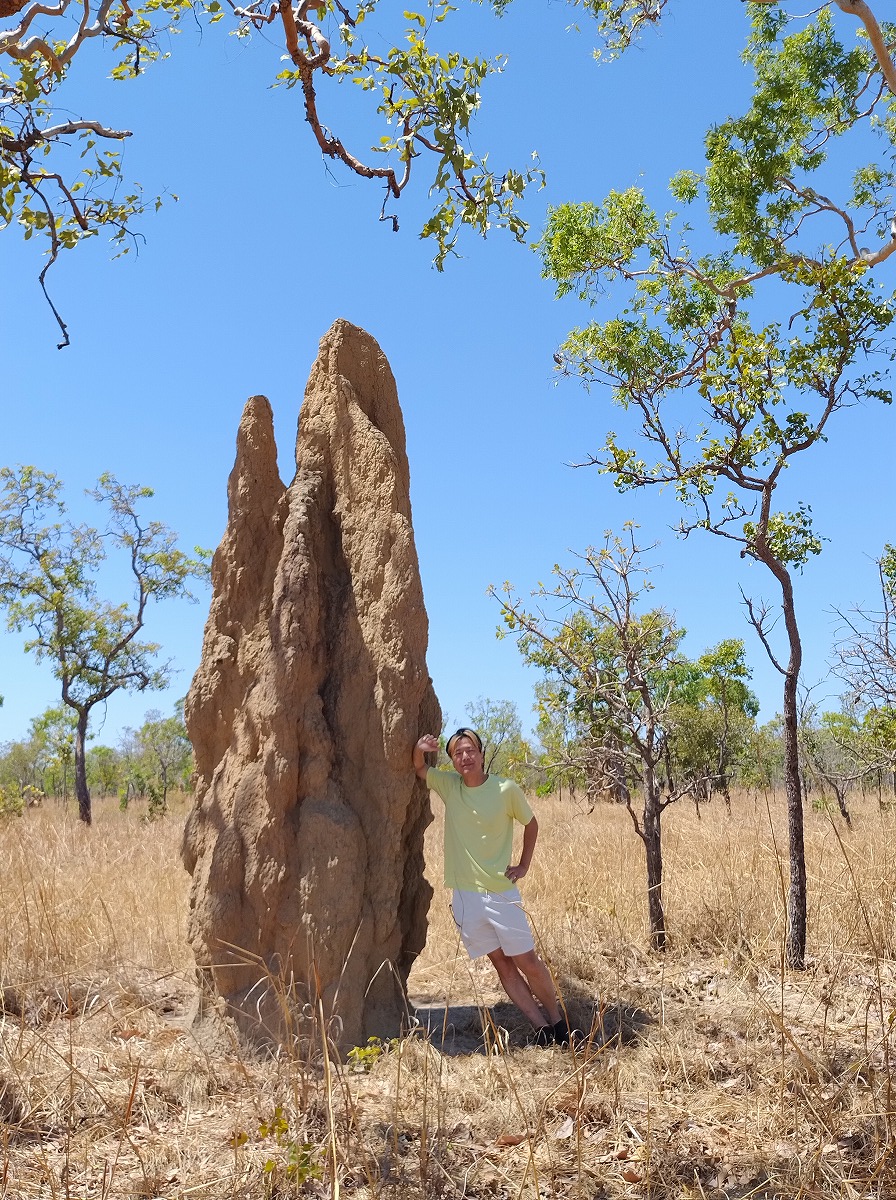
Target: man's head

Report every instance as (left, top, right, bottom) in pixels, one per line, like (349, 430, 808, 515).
(446, 727, 487, 785)
(446, 727, 483, 761)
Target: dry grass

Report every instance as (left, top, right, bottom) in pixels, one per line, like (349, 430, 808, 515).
(2, 790, 896, 1198)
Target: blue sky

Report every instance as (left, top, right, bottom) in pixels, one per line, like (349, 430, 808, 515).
(1, 2, 893, 748)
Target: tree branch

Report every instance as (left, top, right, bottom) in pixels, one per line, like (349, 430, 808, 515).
(1, 120, 131, 155)
(834, 0, 896, 95)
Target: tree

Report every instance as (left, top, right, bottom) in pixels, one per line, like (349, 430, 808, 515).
(0, 466, 208, 824)
(834, 545, 896, 709)
(0, 705, 75, 799)
(0, 0, 192, 346)
(860, 706, 896, 802)
(797, 701, 862, 825)
(10, 1, 895, 350)
(494, 528, 694, 949)
(134, 703, 193, 813)
(29, 703, 78, 797)
(538, 4, 896, 968)
(573, 0, 895, 76)
(532, 679, 589, 800)
(2, 0, 544, 344)
(0, 736, 42, 801)
(739, 717, 787, 796)
(667, 640, 759, 812)
(86, 744, 122, 797)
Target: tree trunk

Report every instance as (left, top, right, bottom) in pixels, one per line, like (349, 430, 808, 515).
(642, 774, 666, 950)
(779, 597, 806, 970)
(74, 708, 92, 825)
(753, 543, 807, 969)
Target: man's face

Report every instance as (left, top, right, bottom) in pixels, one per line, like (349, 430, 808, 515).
(449, 736, 483, 775)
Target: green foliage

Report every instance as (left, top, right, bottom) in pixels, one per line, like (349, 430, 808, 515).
(86, 745, 121, 796)
(881, 544, 896, 600)
(736, 718, 783, 792)
(4, 0, 544, 340)
(26, 705, 78, 798)
(118, 702, 193, 814)
(0, 0, 190, 343)
(281, 2, 544, 268)
(347, 1035, 397, 1072)
(495, 537, 761, 811)
(0, 785, 25, 819)
(496, 526, 711, 947)
(490, 0, 668, 61)
(667, 639, 759, 803)
(0, 696, 193, 814)
(539, 8, 896, 575)
(0, 468, 207, 708)
(538, 5, 896, 963)
(229, 1105, 323, 1191)
(144, 781, 166, 821)
(0, 466, 207, 822)
(532, 678, 587, 797)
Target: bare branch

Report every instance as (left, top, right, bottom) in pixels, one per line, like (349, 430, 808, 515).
(741, 591, 788, 677)
(1, 120, 131, 154)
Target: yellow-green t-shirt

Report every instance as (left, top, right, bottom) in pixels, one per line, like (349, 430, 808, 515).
(426, 768, 534, 893)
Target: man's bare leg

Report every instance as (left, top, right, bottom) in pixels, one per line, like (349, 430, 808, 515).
(487, 947, 560, 1028)
(509, 949, 561, 1025)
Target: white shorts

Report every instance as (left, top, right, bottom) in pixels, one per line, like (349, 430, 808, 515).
(451, 887, 536, 959)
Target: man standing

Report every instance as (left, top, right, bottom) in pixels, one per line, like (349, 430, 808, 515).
(413, 727, 569, 1046)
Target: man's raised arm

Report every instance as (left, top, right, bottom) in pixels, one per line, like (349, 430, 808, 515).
(413, 734, 439, 781)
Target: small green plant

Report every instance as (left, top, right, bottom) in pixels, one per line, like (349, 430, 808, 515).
(347, 1035, 397, 1073)
(229, 1106, 322, 1194)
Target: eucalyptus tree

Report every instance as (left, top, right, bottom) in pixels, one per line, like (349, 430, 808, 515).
(494, 529, 693, 950)
(0, 466, 208, 824)
(538, 5, 896, 967)
(667, 640, 759, 812)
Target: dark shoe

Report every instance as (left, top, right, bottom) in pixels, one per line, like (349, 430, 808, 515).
(551, 1018, 584, 1047)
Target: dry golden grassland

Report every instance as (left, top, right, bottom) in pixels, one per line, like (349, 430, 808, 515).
(2, 791, 896, 1198)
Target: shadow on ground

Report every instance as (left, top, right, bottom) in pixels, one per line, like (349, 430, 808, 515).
(411, 987, 652, 1057)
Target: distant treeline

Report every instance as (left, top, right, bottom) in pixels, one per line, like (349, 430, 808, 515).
(0, 702, 191, 817)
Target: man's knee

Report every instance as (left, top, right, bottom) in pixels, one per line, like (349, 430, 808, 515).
(510, 948, 541, 974)
(488, 947, 515, 979)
